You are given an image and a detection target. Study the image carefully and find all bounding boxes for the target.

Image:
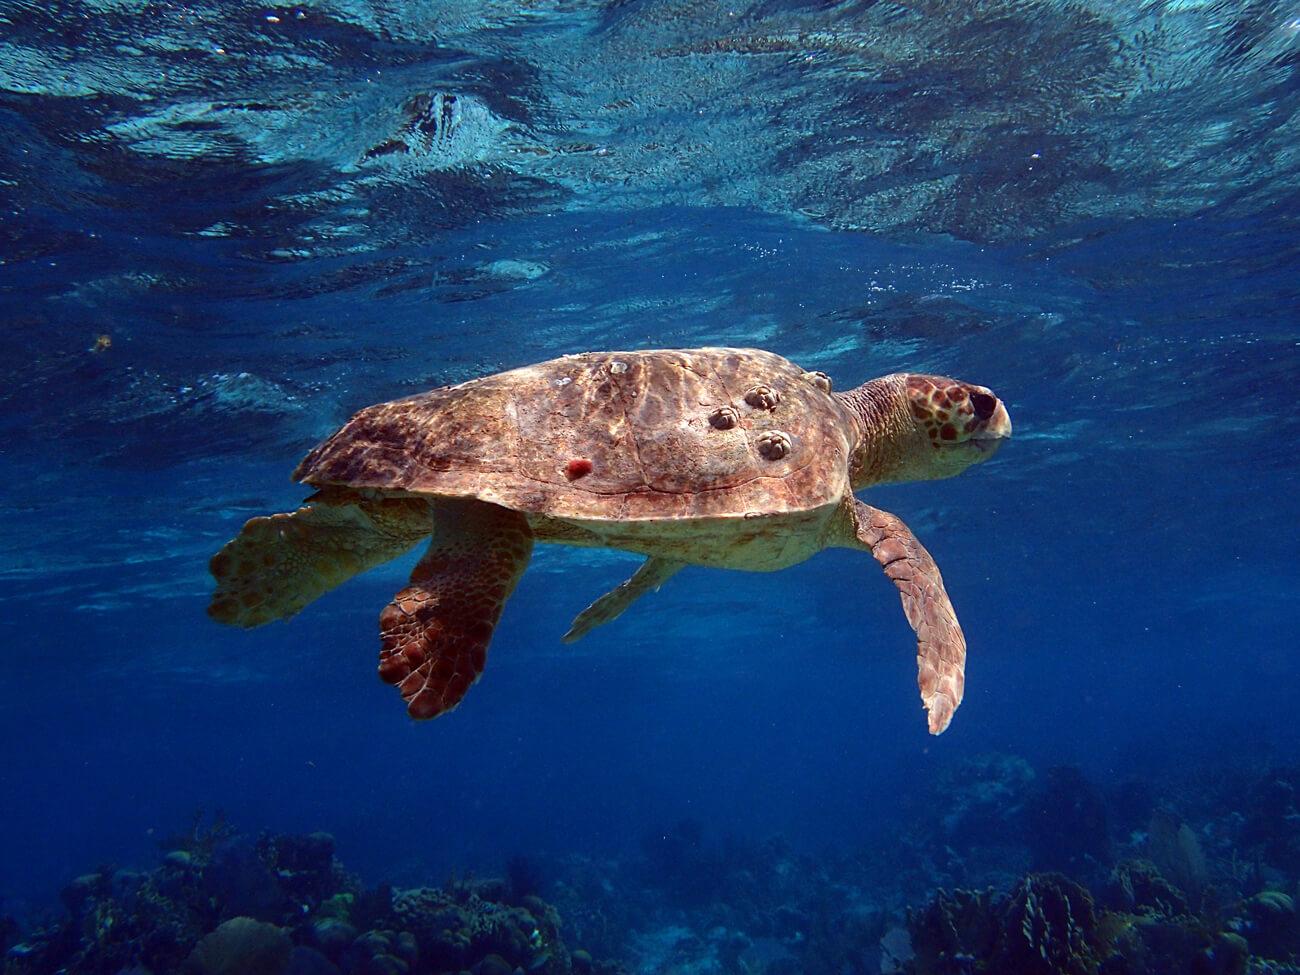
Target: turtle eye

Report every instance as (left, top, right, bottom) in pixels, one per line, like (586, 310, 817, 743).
(970, 391, 997, 421)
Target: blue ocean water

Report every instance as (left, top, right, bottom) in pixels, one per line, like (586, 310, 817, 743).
(2, 1, 1299, 972)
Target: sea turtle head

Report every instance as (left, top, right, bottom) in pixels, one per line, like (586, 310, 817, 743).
(841, 373, 1012, 486)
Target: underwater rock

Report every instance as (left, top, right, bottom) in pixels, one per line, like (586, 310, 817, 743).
(181, 916, 293, 975)
(395, 930, 418, 966)
(311, 917, 358, 958)
(287, 945, 342, 975)
(341, 928, 416, 974)
(474, 953, 515, 975)
(1241, 890, 1300, 961)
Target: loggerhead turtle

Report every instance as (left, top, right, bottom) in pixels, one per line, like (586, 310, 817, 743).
(209, 347, 1010, 734)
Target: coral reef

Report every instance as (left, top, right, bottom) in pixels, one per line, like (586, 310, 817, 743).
(1104, 859, 1190, 918)
(392, 881, 570, 974)
(12, 755, 1300, 975)
(904, 871, 1244, 975)
(542, 756, 1300, 974)
(2, 827, 621, 975)
(892, 757, 1300, 975)
(181, 917, 292, 975)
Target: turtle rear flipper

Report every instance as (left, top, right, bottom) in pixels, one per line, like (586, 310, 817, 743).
(377, 500, 533, 719)
(562, 557, 683, 643)
(208, 493, 432, 628)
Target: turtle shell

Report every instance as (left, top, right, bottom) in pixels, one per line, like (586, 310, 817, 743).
(294, 347, 855, 523)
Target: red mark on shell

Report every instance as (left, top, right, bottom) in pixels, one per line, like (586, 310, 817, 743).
(940, 424, 957, 440)
(566, 458, 594, 480)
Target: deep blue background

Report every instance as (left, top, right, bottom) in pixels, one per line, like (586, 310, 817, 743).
(1, 0, 1297, 917)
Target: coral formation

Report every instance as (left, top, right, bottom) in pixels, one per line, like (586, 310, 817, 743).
(181, 917, 292, 975)
(12, 756, 1300, 975)
(2, 826, 619, 975)
(392, 881, 570, 974)
(904, 870, 1245, 975)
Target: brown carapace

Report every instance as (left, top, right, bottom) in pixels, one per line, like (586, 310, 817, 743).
(209, 347, 1011, 735)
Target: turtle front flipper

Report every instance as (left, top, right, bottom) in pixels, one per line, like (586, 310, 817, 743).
(209, 492, 433, 628)
(562, 557, 684, 643)
(378, 500, 533, 720)
(839, 498, 967, 735)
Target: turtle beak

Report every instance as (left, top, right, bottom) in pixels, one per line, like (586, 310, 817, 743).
(981, 401, 1012, 438)
(970, 394, 1012, 453)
